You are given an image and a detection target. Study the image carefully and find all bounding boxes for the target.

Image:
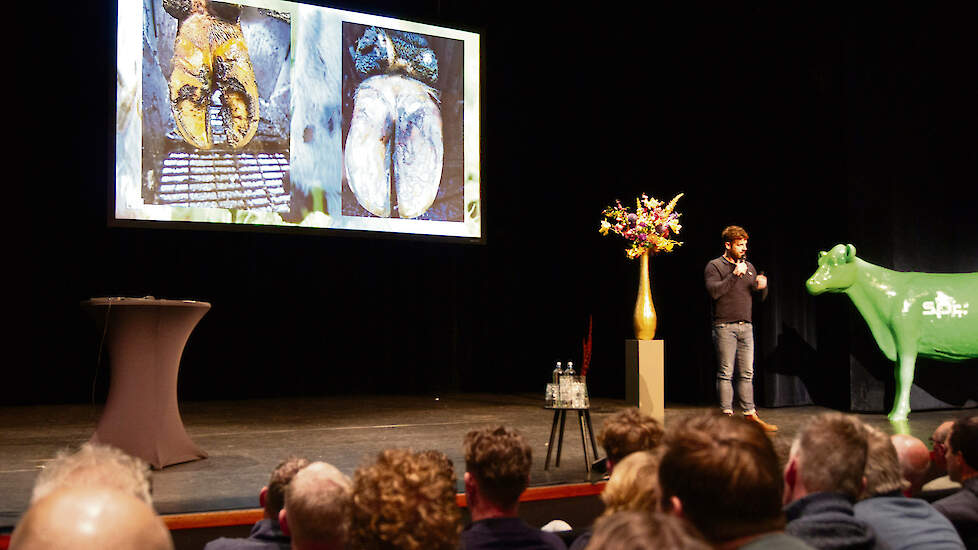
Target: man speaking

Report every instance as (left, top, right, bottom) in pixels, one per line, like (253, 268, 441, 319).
(704, 225, 777, 432)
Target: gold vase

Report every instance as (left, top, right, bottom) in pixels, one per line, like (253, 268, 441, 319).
(633, 251, 657, 340)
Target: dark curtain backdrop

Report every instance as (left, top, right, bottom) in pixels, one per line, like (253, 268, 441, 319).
(6, 3, 976, 411)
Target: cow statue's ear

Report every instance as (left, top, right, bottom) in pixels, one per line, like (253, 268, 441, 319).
(845, 244, 857, 262)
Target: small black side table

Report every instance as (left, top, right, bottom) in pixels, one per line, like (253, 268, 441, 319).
(544, 406, 600, 472)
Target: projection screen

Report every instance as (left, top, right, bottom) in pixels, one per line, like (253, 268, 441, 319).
(116, 0, 481, 239)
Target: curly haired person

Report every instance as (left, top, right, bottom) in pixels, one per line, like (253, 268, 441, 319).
(350, 449, 462, 550)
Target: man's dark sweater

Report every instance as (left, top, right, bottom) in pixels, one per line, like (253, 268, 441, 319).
(203, 518, 290, 550)
(932, 477, 978, 549)
(461, 517, 567, 550)
(704, 256, 767, 324)
(785, 493, 882, 550)
(854, 489, 964, 550)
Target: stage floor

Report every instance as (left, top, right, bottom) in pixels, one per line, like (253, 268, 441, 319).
(0, 393, 965, 529)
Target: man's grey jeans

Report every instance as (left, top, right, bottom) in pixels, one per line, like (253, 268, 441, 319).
(713, 321, 755, 413)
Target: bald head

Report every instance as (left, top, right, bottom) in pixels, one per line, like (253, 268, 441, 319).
(890, 434, 931, 495)
(933, 420, 955, 444)
(281, 461, 351, 549)
(11, 486, 173, 550)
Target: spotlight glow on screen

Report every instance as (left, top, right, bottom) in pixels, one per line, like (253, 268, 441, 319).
(116, 0, 481, 239)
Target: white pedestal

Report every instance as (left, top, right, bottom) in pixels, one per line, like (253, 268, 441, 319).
(625, 339, 665, 424)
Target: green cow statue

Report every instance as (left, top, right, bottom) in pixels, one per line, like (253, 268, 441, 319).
(806, 244, 978, 421)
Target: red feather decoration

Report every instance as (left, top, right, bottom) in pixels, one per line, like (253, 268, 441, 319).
(581, 315, 593, 377)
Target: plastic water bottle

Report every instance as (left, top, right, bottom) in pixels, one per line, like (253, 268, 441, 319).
(553, 362, 563, 406)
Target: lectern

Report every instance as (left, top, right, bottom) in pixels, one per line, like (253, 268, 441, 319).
(81, 297, 209, 469)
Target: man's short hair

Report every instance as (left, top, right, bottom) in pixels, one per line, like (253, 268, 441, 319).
(948, 415, 978, 470)
(264, 456, 310, 518)
(284, 462, 351, 546)
(721, 225, 749, 244)
(598, 408, 664, 465)
(600, 450, 662, 516)
(862, 425, 908, 497)
(350, 449, 461, 550)
(586, 511, 711, 550)
(31, 443, 152, 505)
(464, 426, 531, 508)
(790, 412, 868, 501)
(658, 413, 784, 543)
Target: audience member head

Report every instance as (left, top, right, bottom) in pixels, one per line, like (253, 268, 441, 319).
(463, 426, 532, 516)
(261, 456, 310, 520)
(597, 408, 663, 472)
(945, 415, 978, 483)
(600, 449, 662, 516)
(31, 443, 152, 505)
(279, 461, 351, 550)
(350, 449, 461, 550)
(10, 486, 173, 550)
(890, 433, 931, 495)
(658, 412, 784, 544)
(930, 420, 955, 474)
(861, 425, 909, 498)
(784, 412, 868, 504)
(585, 511, 711, 550)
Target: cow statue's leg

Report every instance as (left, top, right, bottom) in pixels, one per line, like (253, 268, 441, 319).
(888, 347, 917, 422)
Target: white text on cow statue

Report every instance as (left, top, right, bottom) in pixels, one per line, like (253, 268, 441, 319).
(922, 291, 969, 319)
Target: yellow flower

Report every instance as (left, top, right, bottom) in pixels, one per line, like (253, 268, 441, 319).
(599, 220, 611, 235)
(663, 193, 684, 214)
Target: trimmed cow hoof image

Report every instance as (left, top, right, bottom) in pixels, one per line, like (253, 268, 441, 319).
(342, 25, 449, 220)
(345, 74, 443, 219)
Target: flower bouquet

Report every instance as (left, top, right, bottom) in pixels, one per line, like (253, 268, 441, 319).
(599, 193, 684, 259)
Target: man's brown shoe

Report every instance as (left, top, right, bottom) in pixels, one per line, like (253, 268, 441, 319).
(745, 413, 778, 432)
